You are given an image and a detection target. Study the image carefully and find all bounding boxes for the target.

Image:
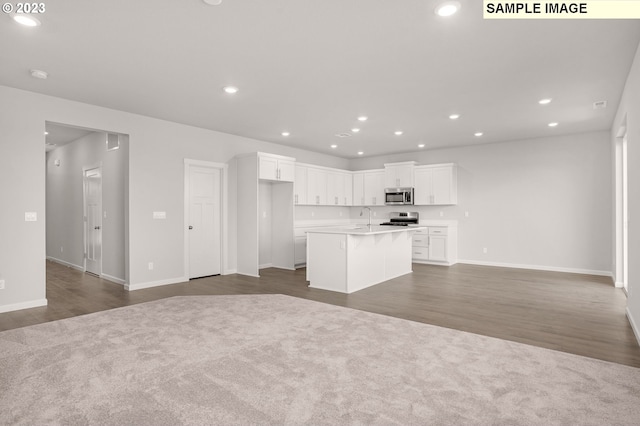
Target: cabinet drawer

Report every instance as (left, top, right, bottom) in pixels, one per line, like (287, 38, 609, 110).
(412, 227, 428, 235)
(412, 248, 429, 260)
(429, 227, 448, 236)
(412, 236, 429, 247)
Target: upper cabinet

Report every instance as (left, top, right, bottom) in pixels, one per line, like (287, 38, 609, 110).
(384, 161, 417, 188)
(258, 153, 295, 182)
(364, 170, 385, 206)
(294, 165, 307, 205)
(414, 164, 458, 205)
(307, 167, 328, 205)
(353, 170, 385, 206)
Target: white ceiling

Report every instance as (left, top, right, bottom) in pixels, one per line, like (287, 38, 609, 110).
(2, 1, 639, 158)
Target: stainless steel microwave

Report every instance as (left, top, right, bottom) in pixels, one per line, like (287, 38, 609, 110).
(384, 188, 414, 205)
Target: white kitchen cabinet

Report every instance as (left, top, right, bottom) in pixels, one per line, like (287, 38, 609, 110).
(327, 171, 353, 206)
(414, 164, 457, 205)
(352, 172, 365, 206)
(294, 165, 307, 205)
(307, 167, 327, 205)
(294, 231, 307, 266)
(364, 170, 385, 206)
(384, 161, 416, 188)
(343, 173, 353, 206)
(411, 225, 457, 265)
(258, 153, 295, 182)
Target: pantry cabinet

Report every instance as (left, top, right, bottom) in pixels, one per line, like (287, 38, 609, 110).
(414, 164, 457, 205)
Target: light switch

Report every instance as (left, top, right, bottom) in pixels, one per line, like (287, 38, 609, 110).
(153, 211, 166, 220)
(25, 212, 37, 222)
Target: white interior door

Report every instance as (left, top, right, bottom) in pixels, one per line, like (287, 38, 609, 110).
(84, 167, 102, 276)
(188, 165, 221, 279)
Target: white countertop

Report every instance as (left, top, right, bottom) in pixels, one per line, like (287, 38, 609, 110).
(305, 225, 427, 235)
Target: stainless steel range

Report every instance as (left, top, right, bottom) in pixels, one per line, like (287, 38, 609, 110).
(380, 212, 419, 226)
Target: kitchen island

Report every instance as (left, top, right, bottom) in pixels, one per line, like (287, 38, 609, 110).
(306, 225, 425, 294)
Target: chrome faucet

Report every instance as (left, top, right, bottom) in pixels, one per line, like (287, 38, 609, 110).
(360, 207, 373, 226)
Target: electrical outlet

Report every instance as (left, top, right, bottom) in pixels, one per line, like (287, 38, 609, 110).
(60, 246, 64, 253)
(148, 262, 154, 270)
(0, 280, 5, 290)
(465, 211, 469, 217)
(439, 211, 444, 217)
(483, 248, 488, 254)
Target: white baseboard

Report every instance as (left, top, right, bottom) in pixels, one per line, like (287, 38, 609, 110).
(223, 269, 237, 275)
(126, 276, 188, 291)
(614, 281, 625, 289)
(47, 256, 83, 272)
(0, 298, 48, 314)
(259, 263, 273, 269)
(626, 307, 640, 347)
(101, 274, 125, 286)
(458, 259, 612, 278)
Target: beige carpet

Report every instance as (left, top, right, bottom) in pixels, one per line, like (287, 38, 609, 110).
(1, 295, 639, 425)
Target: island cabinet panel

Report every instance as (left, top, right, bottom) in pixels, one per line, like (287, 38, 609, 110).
(414, 164, 458, 205)
(306, 226, 423, 294)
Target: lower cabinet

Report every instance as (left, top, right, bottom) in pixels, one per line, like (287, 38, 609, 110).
(294, 229, 307, 267)
(412, 226, 457, 265)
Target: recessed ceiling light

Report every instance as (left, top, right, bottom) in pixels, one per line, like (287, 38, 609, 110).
(281, 131, 290, 137)
(203, 0, 223, 4)
(357, 151, 364, 155)
(474, 132, 483, 137)
(357, 116, 368, 122)
(351, 128, 360, 133)
(13, 14, 41, 27)
(223, 86, 238, 94)
(330, 144, 337, 149)
(449, 114, 460, 120)
(394, 131, 403, 136)
(435, 1, 461, 17)
(548, 122, 559, 127)
(539, 98, 552, 105)
(30, 69, 48, 79)
(44, 131, 49, 135)
(418, 144, 425, 148)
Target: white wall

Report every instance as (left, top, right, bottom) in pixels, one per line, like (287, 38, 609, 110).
(0, 85, 348, 312)
(613, 41, 640, 342)
(349, 131, 613, 275)
(46, 131, 127, 282)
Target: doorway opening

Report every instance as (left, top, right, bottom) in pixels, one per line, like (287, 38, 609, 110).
(45, 122, 129, 286)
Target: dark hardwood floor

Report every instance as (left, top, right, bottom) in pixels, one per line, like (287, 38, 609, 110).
(2, 260, 639, 368)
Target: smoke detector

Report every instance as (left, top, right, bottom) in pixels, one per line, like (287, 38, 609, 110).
(335, 133, 352, 138)
(593, 100, 607, 110)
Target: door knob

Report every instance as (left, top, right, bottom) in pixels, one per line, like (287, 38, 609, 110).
(189, 226, 193, 230)
(94, 226, 100, 230)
